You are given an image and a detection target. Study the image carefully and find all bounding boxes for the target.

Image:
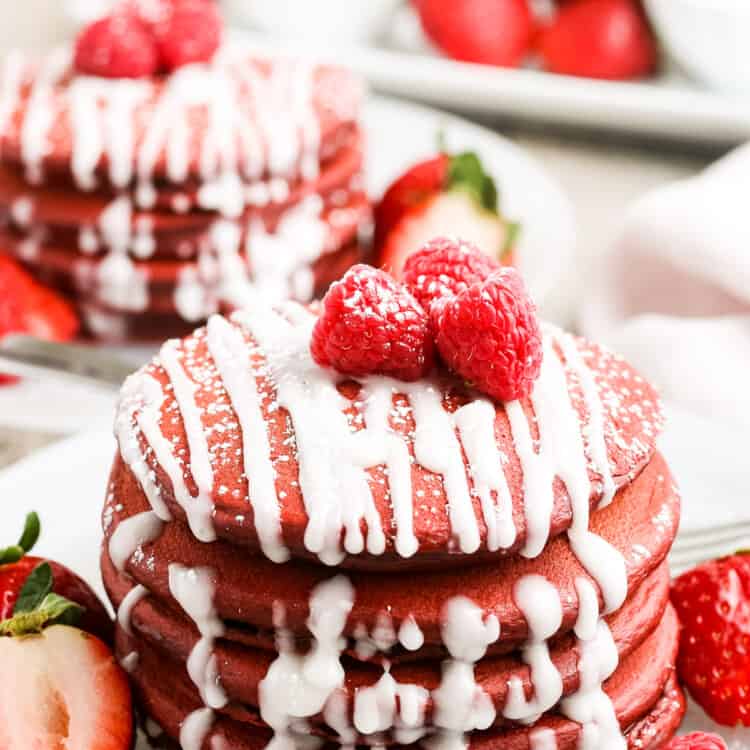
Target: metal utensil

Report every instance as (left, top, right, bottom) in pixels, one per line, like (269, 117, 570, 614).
(0, 335, 134, 389)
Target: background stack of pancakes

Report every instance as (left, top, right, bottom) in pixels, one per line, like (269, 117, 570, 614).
(0, 48, 369, 341)
(101, 302, 685, 749)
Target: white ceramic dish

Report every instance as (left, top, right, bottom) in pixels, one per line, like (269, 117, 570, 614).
(0, 427, 747, 748)
(230, 6, 750, 145)
(644, 0, 750, 94)
(0, 94, 575, 434)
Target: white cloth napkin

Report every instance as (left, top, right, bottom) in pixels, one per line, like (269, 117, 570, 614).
(581, 143, 750, 545)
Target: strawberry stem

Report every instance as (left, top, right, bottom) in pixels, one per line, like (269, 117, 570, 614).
(0, 593, 83, 637)
(0, 512, 40, 565)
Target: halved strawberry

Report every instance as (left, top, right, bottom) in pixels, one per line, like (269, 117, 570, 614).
(0, 625, 133, 750)
(0, 256, 79, 384)
(375, 151, 518, 279)
(0, 513, 113, 644)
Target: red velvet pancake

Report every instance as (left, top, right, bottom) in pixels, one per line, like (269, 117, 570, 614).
(119, 606, 682, 749)
(102, 451, 677, 650)
(113, 311, 664, 570)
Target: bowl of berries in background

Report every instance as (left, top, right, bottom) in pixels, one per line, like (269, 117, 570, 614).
(412, 0, 659, 81)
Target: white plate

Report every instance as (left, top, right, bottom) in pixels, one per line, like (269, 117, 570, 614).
(0, 427, 745, 748)
(0, 94, 574, 434)
(230, 8, 750, 146)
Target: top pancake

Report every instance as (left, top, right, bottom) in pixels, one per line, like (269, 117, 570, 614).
(0, 46, 363, 197)
(113, 303, 663, 570)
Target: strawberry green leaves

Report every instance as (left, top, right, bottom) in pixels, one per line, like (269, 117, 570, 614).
(0, 512, 40, 565)
(447, 151, 499, 215)
(0, 561, 84, 637)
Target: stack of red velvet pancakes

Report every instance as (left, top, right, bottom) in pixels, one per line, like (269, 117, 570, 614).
(101, 289, 684, 749)
(0, 47, 368, 341)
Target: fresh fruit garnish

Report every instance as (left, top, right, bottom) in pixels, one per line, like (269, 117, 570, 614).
(74, 11, 160, 78)
(155, 0, 223, 72)
(539, 0, 657, 80)
(402, 236, 501, 313)
(413, 0, 535, 68)
(376, 150, 518, 277)
(0, 256, 79, 385)
(311, 264, 434, 381)
(0, 513, 113, 644)
(665, 734, 728, 750)
(0, 625, 133, 750)
(433, 267, 543, 401)
(671, 553, 750, 726)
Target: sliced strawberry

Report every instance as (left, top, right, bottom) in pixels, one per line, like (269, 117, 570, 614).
(375, 151, 518, 278)
(0, 625, 133, 750)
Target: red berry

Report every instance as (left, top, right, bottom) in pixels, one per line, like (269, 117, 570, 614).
(311, 264, 434, 381)
(539, 0, 657, 81)
(402, 237, 501, 312)
(434, 268, 542, 401)
(0, 626, 133, 749)
(74, 12, 159, 79)
(665, 733, 728, 750)
(413, 0, 535, 67)
(671, 554, 750, 726)
(156, 0, 223, 71)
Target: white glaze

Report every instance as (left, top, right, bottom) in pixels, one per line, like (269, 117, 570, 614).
(530, 727, 558, 750)
(120, 651, 139, 674)
(108, 510, 164, 572)
(398, 615, 424, 652)
(168, 564, 227, 710)
(259, 576, 354, 750)
(180, 707, 215, 750)
(117, 583, 148, 637)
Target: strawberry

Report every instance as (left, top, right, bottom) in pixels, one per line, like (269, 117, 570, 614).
(375, 151, 518, 279)
(671, 553, 750, 726)
(0, 256, 79, 384)
(74, 11, 160, 79)
(539, 0, 658, 80)
(0, 625, 133, 750)
(0, 513, 112, 644)
(665, 734, 728, 750)
(413, 0, 535, 67)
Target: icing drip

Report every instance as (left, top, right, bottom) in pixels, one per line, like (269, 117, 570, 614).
(117, 583, 147, 637)
(530, 727, 558, 750)
(10, 196, 33, 227)
(159, 340, 217, 543)
(0, 51, 25, 135)
(180, 707, 215, 750)
(429, 597, 499, 750)
(259, 576, 354, 750)
(97, 197, 148, 312)
(20, 48, 70, 184)
(108, 510, 164, 572)
(398, 615, 424, 652)
(168, 564, 227, 710)
(120, 651, 139, 673)
(205, 315, 288, 563)
(504, 576, 563, 722)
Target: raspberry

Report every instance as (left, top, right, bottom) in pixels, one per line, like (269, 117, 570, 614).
(665, 734, 728, 750)
(434, 268, 542, 402)
(155, 0, 223, 71)
(671, 554, 750, 727)
(311, 264, 434, 381)
(74, 12, 159, 79)
(402, 236, 501, 312)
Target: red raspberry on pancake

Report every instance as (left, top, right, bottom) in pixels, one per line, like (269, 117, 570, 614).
(671, 553, 750, 726)
(0, 256, 79, 385)
(666, 733, 728, 750)
(311, 264, 434, 381)
(155, 0, 223, 71)
(74, 11, 160, 78)
(375, 150, 518, 278)
(433, 266, 543, 401)
(402, 236, 501, 313)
